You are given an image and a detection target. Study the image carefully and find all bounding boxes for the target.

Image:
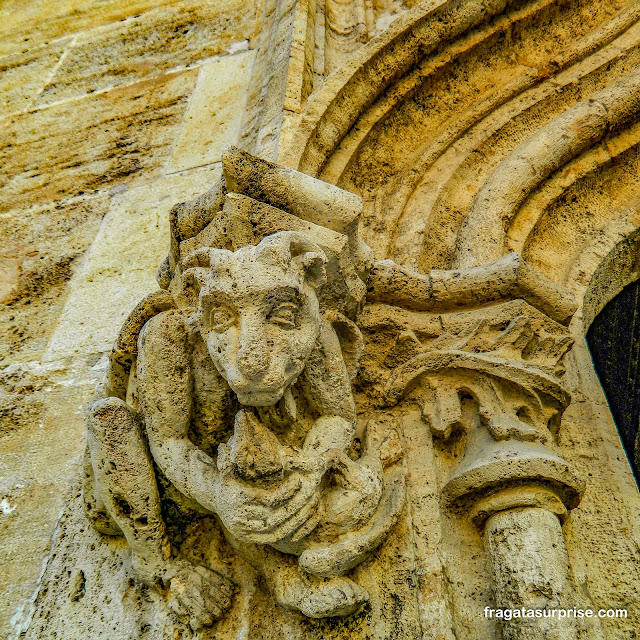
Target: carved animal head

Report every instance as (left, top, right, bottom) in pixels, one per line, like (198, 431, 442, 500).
(181, 231, 327, 406)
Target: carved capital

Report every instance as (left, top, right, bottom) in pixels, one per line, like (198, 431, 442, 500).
(369, 278, 584, 520)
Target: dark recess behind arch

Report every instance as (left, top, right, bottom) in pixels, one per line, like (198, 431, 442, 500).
(587, 279, 640, 483)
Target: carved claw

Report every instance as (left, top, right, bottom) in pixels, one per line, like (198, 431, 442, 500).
(277, 573, 369, 618)
(298, 578, 369, 618)
(167, 564, 235, 631)
(214, 460, 325, 549)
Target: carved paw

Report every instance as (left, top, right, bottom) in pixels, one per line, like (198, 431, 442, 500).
(214, 462, 325, 548)
(280, 574, 369, 618)
(167, 564, 235, 631)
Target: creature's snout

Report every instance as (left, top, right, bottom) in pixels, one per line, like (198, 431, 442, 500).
(236, 334, 271, 381)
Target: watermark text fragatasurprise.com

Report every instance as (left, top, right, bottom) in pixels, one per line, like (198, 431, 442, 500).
(483, 607, 627, 621)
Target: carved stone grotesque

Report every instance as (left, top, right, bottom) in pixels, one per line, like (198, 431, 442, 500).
(83, 147, 587, 637)
(83, 148, 406, 629)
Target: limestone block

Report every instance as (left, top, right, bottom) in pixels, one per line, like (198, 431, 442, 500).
(0, 193, 111, 633)
(0, 258, 20, 303)
(0, 194, 109, 365)
(0, 0, 206, 56)
(42, 167, 221, 363)
(0, 40, 67, 118)
(0, 69, 197, 214)
(166, 51, 254, 174)
(0, 361, 105, 638)
(35, 1, 256, 106)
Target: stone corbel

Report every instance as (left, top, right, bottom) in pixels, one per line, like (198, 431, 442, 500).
(93, 145, 591, 631)
(85, 146, 410, 626)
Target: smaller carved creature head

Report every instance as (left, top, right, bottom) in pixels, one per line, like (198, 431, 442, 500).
(182, 232, 327, 406)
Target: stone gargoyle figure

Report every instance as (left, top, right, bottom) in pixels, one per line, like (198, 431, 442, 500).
(82, 147, 576, 632)
(82, 147, 407, 630)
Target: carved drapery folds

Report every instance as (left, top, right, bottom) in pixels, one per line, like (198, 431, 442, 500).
(85, 147, 588, 635)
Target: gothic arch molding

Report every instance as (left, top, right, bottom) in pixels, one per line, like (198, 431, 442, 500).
(280, 0, 640, 280)
(576, 223, 640, 333)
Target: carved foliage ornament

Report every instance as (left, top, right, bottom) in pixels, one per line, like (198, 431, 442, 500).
(84, 147, 583, 632)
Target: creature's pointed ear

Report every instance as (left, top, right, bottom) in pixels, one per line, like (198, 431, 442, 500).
(179, 247, 212, 305)
(179, 246, 238, 305)
(255, 231, 327, 289)
(293, 244, 326, 289)
(324, 310, 364, 380)
(181, 267, 209, 305)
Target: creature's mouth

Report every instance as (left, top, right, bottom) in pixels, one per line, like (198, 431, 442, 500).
(234, 386, 286, 407)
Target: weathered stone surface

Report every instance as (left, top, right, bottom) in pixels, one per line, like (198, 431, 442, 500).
(0, 69, 197, 214)
(485, 507, 598, 639)
(0, 0, 208, 56)
(240, 0, 298, 160)
(167, 51, 254, 173)
(0, 361, 104, 639)
(35, 0, 256, 106)
(0, 192, 110, 637)
(0, 195, 109, 365)
(21, 147, 617, 640)
(43, 167, 221, 362)
(0, 41, 67, 119)
(3, 0, 640, 638)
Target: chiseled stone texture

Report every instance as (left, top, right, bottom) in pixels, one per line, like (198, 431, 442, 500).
(0, 0, 256, 634)
(43, 167, 222, 362)
(0, 70, 198, 214)
(0, 0, 235, 56)
(34, 0, 257, 107)
(167, 51, 254, 173)
(0, 40, 68, 118)
(3, 0, 640, 638)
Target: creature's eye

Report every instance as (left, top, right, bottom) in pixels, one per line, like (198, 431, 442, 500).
(207, 306, 237, 332)
(269, 302, 298, 329)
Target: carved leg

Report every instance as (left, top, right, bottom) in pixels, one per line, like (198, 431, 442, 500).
(87, 397, 171, 581)
(223, 528, 369, 618)
(83, 443, 121, 536)
(87, 397, 235, 630)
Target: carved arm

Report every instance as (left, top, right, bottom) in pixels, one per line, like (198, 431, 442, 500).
(137, 310, 219, 514)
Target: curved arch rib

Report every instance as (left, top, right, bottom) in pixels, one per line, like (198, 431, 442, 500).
(455, 68, 640, 268)
(280, 0, 513, 174)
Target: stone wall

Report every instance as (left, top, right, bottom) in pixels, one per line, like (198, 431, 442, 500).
(2, 0, 640, 638)
(0, 1, 260, 634)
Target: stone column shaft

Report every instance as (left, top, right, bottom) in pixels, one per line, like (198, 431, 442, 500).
(485, 507, 578, 640)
